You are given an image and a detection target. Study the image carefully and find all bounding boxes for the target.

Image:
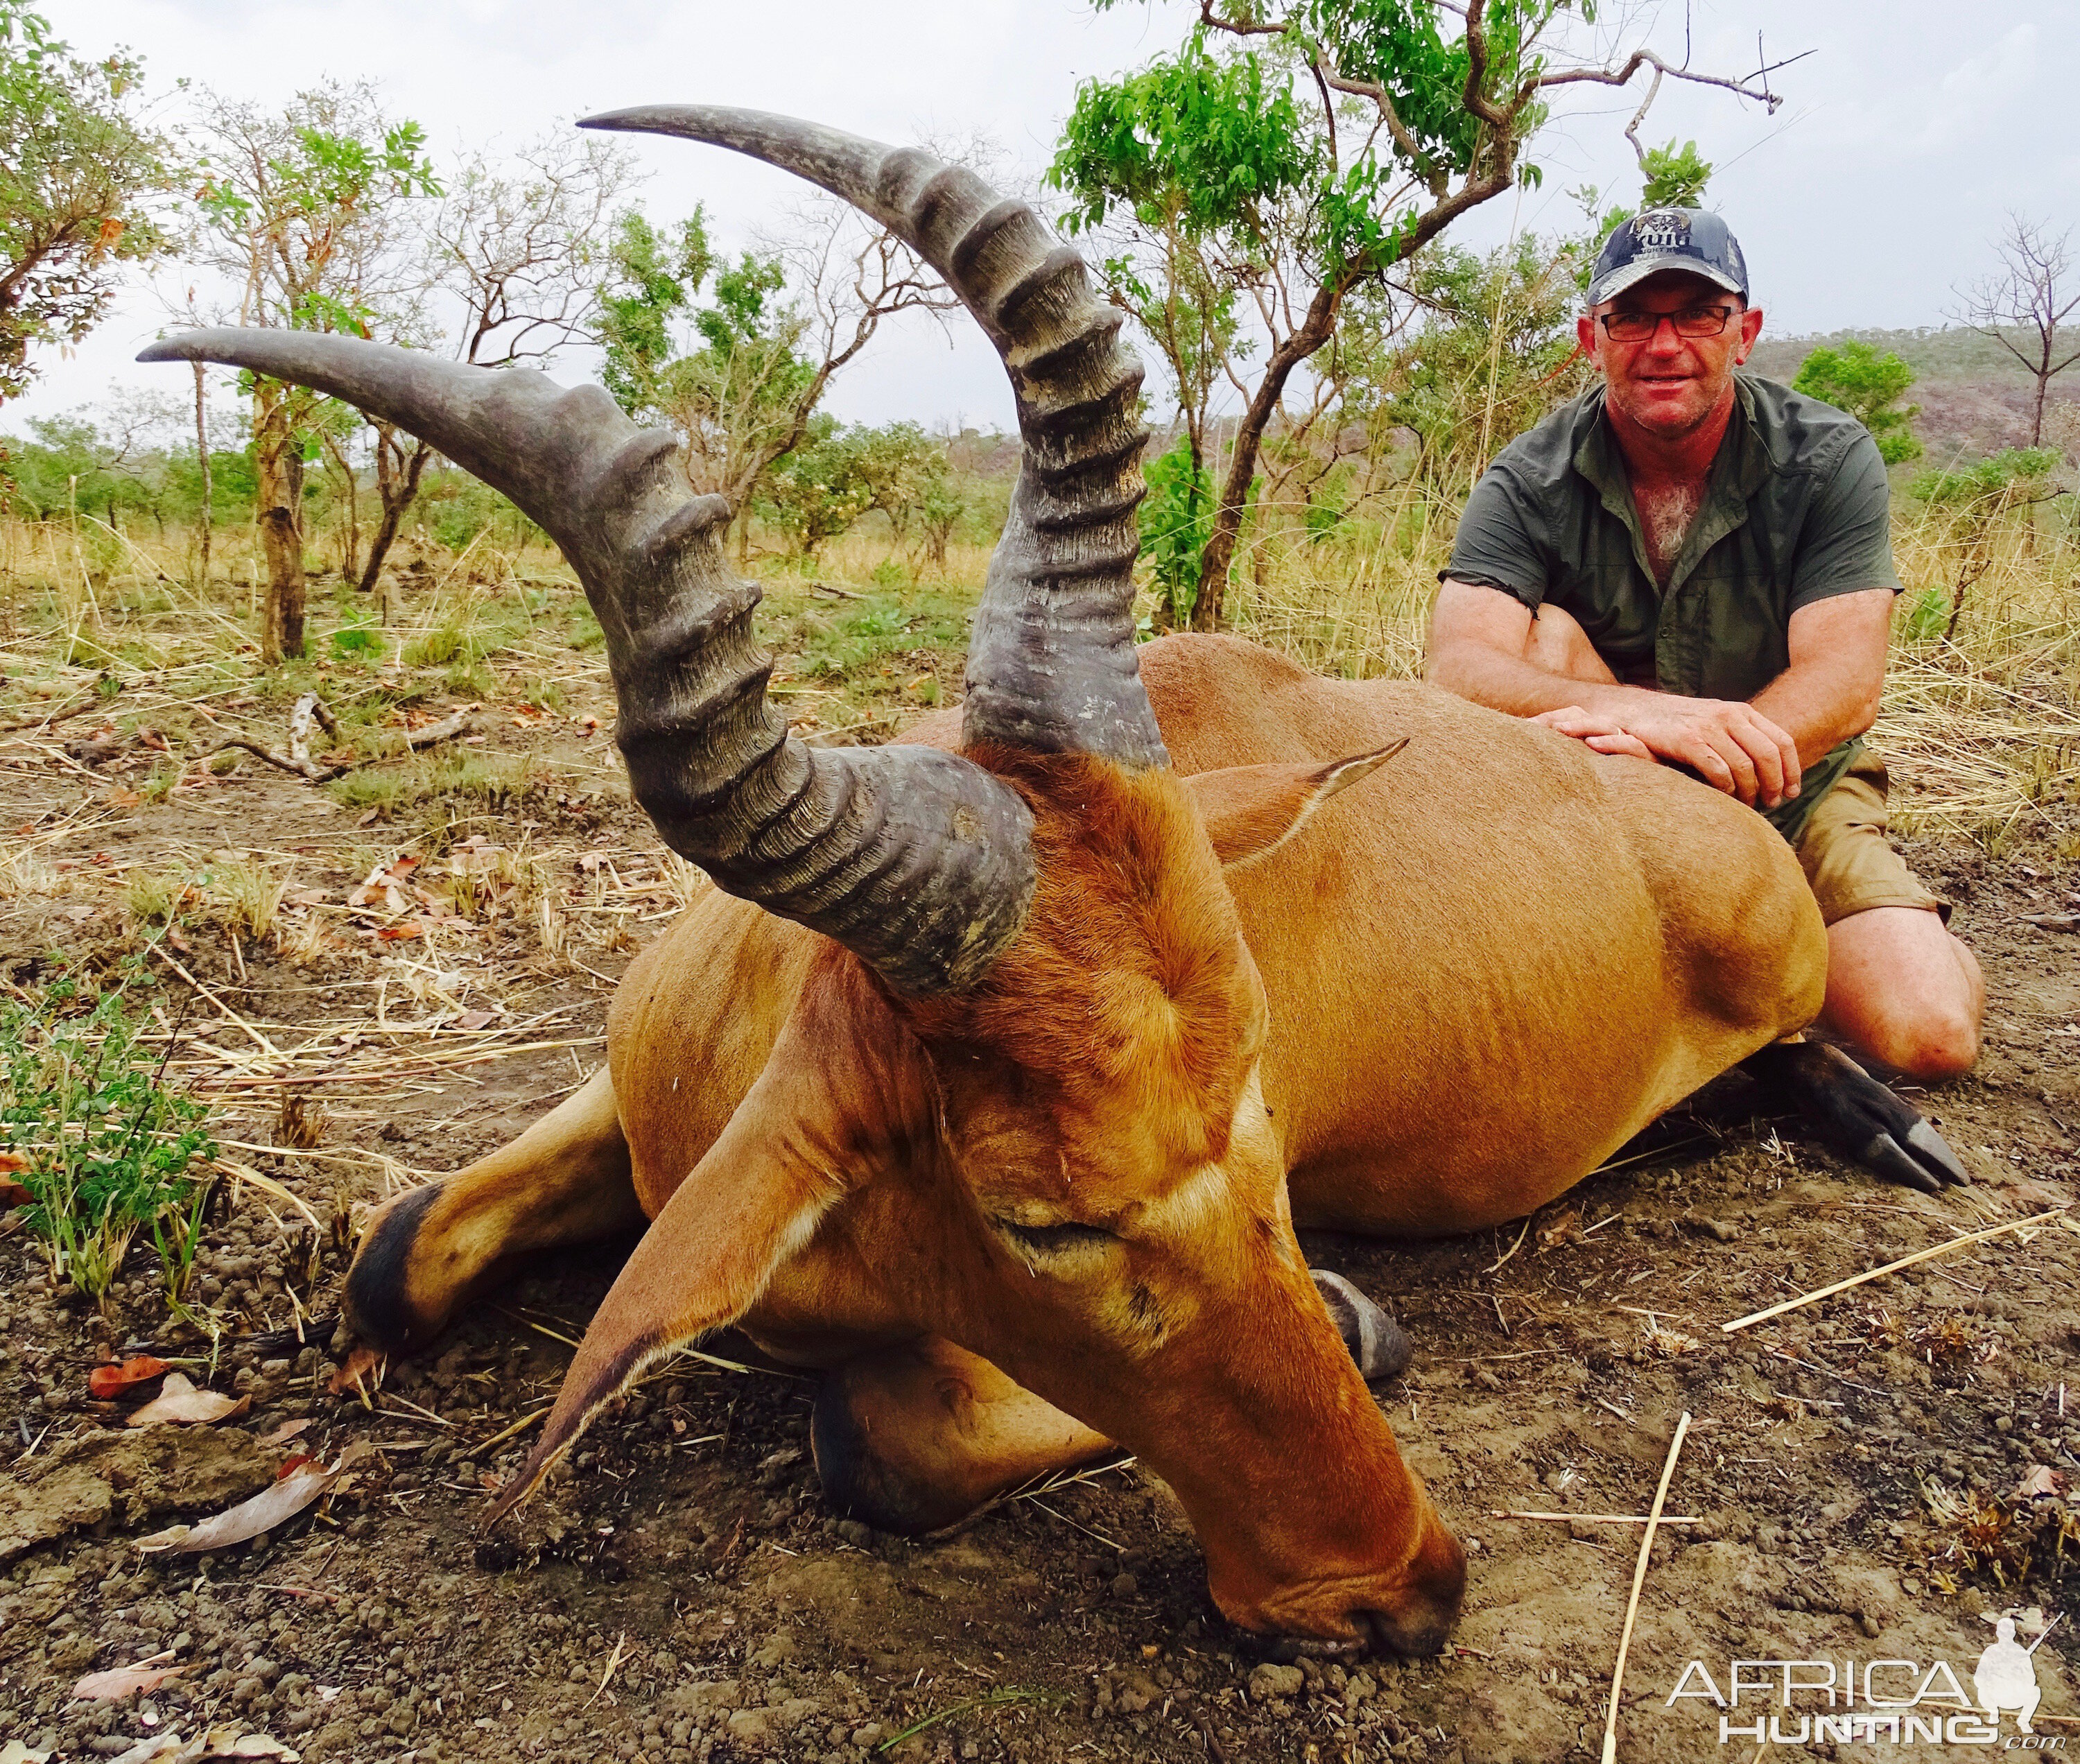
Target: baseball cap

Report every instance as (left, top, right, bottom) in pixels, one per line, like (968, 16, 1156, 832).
(1587, 208, 1749, 308)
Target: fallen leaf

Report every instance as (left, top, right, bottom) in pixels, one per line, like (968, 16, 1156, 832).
(126, 1373, 246, 1428)
(172, 1446, 370, 1554)
(452, 1009, 494, 1032)
(105, 788, 142, 808)
(73, 1659, 188, 1700)
(91, 1356, 171, 1400)
(258, 1417, 312, 1448)
(0, 1740, 54, 1763)
(375, 921, 423, 942)
(0, 1147, 27, 1173)
(202, 1732, 300, 1760)
(103, 1735, 191, 1764)
(326, 1344, 383, 1397)
(2017, 1464, 2064, 1500)
(275, 1453, 318, 1480)
(0, 1176, 31, 1209)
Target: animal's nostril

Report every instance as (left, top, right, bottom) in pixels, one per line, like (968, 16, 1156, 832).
(1357, 1602, 1455, 1660)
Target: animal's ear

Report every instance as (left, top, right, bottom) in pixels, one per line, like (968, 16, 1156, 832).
(1184, 739, 1407, 870)
(485, 963, 926, 1527)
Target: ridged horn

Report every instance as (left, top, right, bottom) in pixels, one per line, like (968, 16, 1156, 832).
(137, 327, 1034, 995)
(582, 105, 1168, 770)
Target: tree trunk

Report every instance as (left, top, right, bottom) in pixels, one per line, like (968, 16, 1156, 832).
(2031, 372, 2048, 449)
(253, 382, 306, 662)
(1190, 281, 1345, 632)
(357, 426, 432, 597)
(192, 362, 212, 589)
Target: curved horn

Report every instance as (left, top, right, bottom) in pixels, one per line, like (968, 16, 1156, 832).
(582, 105, 1168, 770)
(137, 328, 1032, 995)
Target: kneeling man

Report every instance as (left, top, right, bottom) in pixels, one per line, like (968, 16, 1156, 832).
(1426, 208, 1982, 1080)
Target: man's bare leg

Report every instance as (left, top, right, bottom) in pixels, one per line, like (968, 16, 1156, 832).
(1819, 906, 1984, 1081)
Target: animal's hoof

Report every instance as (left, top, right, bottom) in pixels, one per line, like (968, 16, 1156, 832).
(1742, 1040, 1970, 1194)
(1311, 1269, 1413, 1383)
(341, 1184, 446, 1356)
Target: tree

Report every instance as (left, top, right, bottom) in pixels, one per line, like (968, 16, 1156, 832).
(0, 1, 170, 403)
(849, 421, 941, 541)
(184, 83, 439, 661)
(1050, 2, 1795, 629)
(600, 197, 956, 514)
(755, 415, 874, 557)
(354, 132, 638, 596)
(1791, 341, 1921, 465)
(1950, 215, 2080, 449)
(1385, 230, 1589, 496)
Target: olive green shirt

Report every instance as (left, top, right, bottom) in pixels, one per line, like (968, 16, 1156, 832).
(1446, 370, 1903, 842)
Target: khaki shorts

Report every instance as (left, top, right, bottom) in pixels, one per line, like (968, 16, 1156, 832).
(1792, 757, 1949, 927)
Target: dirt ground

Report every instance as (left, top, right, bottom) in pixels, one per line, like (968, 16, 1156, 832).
(1, 623, 2077, 1764)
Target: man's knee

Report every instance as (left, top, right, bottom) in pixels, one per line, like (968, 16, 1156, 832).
(1882, 999, 1980, 1082)
(1823, 913, 1983, 1081)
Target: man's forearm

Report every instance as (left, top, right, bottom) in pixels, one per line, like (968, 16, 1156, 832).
(1750, 662, 1880, 772)
(1427, 639, 1665, 722)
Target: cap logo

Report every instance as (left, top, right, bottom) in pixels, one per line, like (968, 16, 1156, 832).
(1631, 210, 1692, 252)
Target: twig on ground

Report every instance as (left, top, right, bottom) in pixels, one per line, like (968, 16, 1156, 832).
(197, 702, 476, 784)
(1493, 1510, 1702, 1525)
(458, 1407, 551, 1462)
(584, 1631, 627, 1709)
(1600, 1411, 1693, 1764)
(1487, 1214, 1532, 1273)
(0, 685, 105, 736)
(1721, 1207, 2067, 1333)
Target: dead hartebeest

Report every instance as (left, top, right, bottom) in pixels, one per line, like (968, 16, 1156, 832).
(143, 105, 1965, 1657)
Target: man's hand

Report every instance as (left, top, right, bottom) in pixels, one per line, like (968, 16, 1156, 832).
(1536, 698, 1801, 808)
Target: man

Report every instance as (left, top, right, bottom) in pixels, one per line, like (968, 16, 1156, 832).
(1425, 207, 1982, 1081)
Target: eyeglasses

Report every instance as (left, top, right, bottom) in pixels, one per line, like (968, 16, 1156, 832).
(1598, 305, 1740, 343)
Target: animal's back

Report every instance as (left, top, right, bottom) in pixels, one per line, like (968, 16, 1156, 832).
(1133, 635, 1826, 1233)
(614, 632, 1824, 1238)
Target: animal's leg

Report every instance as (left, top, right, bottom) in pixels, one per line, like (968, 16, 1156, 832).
(1740, 1039, 1968, 1195)
(811, 1337, 1115, 1534)
(344, 1068, 642, 1356)
(813, 1272, 1411, 1534)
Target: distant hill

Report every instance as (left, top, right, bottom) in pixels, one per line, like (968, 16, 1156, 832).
(1747, 327, 2078, 465)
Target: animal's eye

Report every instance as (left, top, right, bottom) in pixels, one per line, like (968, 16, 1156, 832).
(994, 1218, 1116, 1256)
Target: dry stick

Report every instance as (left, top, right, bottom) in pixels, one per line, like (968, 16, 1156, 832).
(1600, 1411, 1692, 1764)
(458, 1406, 551, 1463)
(197, 704, 475, 785)
(1494, 1510, 1702, 1525)
(1720, 1208, 2067, 1334)
(0, 686, 105, 737)
(146, 944, 282, 1058)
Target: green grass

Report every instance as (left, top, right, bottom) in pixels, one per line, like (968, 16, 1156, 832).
(326, 747, 549, 819)
(792, 590, 972, 684)
(1, 965, 218, 1304)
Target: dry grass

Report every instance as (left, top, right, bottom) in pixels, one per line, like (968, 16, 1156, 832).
(1, 485, 2074, 858)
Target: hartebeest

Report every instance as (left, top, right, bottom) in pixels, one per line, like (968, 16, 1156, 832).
(144, 106, 1964, 1657)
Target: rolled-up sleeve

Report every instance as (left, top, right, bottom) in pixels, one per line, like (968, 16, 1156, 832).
(1789, 432, 1904, 611)
(1444, 455, 1553, 609)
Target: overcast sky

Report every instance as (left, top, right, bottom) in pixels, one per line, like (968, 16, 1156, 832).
(17, 0, 2079, 438)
